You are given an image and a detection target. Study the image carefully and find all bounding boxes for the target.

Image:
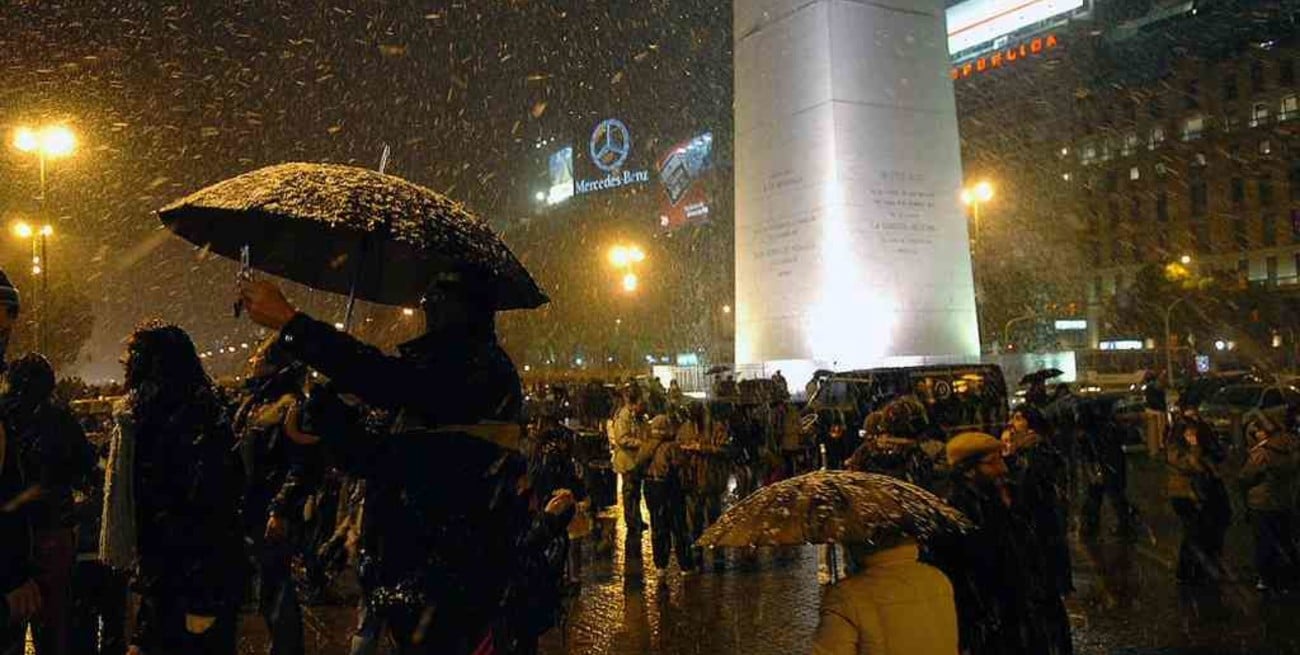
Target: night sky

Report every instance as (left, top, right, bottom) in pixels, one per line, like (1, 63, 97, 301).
(0, 1, 732, 381)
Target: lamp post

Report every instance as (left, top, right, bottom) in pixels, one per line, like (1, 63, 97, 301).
(1002, 311, 1036, 350)
(13, 125, 77, 203)
(1164, 296, 1189, 389)
(13, 125, 75, 356)
(960, 180, 995, 251)
(13, 221, 52, 353)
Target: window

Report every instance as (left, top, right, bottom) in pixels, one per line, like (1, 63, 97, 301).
(1181, 115, 1204, 141)
(1251, 102, 1270, 127)
(1149, 127, 1165, 149)
(1235, 215, 1249, 248)
(1250, 61, 1265, 92)
(1260, 177, 1274, 206)
(1081, 143, 1097, 165)
(1222, 113, 1240, 132)
(1283, 59, 1296, 86)
(1194, 219, 1209, 253)
(1222, 73, 1238, 101)
(1259, 140, 1272, 156)
(1104, 171, 1118, 192)
(1191, 181, 1207, 216)
(1263, 387, 1283, 407)
(1122, 133, 1138, 156)
(1292, 163, 1300, 201)
(1231, 177, 1245, 207)
(1157, 192, 1169, 221)
(1130, 197, 1142, 221)
(1184, 79, 1199, 109)
(1264, 213, 1277, 247)
(1130, 166, 1140, 181)
(1282, 95, 1298, 122)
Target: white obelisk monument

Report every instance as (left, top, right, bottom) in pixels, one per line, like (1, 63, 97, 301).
(734, 0, 980, 381)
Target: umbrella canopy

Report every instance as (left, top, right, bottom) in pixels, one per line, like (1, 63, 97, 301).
(1020, 368, 1065, 386)
(706, 365, 731, 376)
(158, 162, 548, 310)
(696, 470, 971, 548)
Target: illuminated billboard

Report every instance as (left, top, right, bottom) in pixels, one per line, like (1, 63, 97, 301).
(546, 146, 574, 205)
(657, 132, 714, 231)
(946, 0, 1082, 55)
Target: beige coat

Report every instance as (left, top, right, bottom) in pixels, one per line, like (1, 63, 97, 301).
(811, 543, 959, 655)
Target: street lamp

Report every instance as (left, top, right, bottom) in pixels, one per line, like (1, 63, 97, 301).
(1179, 254, 1192, 265)
(608, 243, 645, 294)
(12, 221, 52, 353)
(1164, 296, 1190, 388)
(13, 125, 77, 202)
(960, 180, 995, 246)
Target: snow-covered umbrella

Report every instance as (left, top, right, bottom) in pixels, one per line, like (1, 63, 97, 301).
(158, 162, 549, 311)
(696, 470, 971, 549)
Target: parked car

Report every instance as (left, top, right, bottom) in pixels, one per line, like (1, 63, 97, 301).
(1198, 383, 1300, 451)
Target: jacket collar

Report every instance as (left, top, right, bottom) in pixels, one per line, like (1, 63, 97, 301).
(862, 542, 919, 567)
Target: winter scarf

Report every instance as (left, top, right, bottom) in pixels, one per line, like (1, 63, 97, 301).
(99, 404, 137, 570)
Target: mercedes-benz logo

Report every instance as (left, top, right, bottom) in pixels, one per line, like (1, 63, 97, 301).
(590, 118, 631, 173)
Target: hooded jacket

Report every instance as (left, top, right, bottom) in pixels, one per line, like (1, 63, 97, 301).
(812, 542, 958, 655)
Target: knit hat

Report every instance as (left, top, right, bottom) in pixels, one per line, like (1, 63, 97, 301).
(945, 432, 1002, 469)
(0, 270, 18, 316)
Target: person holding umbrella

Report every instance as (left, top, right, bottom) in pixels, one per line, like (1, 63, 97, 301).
(811, 534, 957, 655)
(239, 271, 536, 653)
(164, 162, 553, 654)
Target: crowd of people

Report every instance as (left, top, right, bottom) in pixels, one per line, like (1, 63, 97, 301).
(3, 245, 1300, 655)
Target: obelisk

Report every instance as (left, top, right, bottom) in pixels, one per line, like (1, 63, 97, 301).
(734, 0, 980, 381)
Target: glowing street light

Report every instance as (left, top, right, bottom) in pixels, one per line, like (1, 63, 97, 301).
(960, 180, 994, 207)
(722, 304, 732, 314)
(13, 125, 77, 202)
(402, 307, 415, 317)
(622, 272, 638, 293)
(1179, 254, 1192, 265)
(608, 242, 646, 294)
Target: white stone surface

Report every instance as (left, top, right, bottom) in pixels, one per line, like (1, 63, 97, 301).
(734, 0, 980, 372)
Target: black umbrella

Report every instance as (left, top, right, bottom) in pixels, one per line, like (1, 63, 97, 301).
(158, 162, 548, 311)
(1020, 368, 1065, 386)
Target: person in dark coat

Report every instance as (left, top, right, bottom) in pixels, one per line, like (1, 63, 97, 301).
(0, 354, 95, 655)
(233, 337, 323, 655)
(1164, 420, 1231, 585)
(101, 322, 245, 655)
(1238, 413, 1299, 592)
(930, 433, 1072, 655)
(1077, 398, 1135, 539)
(1002, 407, 1073, 595)
(239, 270, 533, 655)
(0, 269, 41, 655)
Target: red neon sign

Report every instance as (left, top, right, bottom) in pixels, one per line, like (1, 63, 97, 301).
(951, 33, 1059, 80)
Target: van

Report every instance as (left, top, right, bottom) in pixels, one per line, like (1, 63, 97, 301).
(804, 364, 1009, 442)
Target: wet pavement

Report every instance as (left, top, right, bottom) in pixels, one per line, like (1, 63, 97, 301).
(233, 454, 1300, 654)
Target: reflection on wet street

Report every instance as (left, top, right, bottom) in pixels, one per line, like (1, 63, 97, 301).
(230, 455, 1300, 654)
